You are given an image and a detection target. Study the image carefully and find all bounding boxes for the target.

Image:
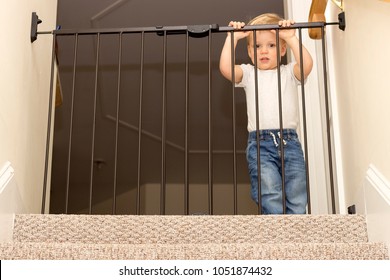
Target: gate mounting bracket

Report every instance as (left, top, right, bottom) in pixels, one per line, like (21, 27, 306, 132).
(31, 12, 42, 43)
(338, 11, 346, 31)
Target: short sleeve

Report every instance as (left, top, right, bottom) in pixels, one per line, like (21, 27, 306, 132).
(235, 64, 252, 88)
(287, 62, 306, 86)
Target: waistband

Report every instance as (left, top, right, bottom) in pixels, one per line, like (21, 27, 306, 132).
(248, 129, 298, 141)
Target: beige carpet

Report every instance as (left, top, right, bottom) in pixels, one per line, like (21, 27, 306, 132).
(1, 241, 388, 260)
(13, 214, 369, 244)
(0, 214, 388, 260)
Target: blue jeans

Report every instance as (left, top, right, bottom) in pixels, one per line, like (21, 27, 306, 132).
(246, 129, 307, 214)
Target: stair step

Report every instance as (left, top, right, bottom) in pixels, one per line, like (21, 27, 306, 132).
(13, 214, 368, 244)
(1, 241, 388, 260)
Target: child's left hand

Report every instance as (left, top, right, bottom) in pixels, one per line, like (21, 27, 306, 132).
(277, 19, 296, 41)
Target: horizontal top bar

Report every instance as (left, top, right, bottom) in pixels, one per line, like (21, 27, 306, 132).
(39, 21, 334, 37)
(219, 21, 328, 31)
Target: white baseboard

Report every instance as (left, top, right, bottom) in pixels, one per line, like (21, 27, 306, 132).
(365, 164, 390, 206)
(0, 161, 14, 194)
(0, 161, 25, 215)
(364, 164, 390, 255)
(0, 214, 15, 242)
(0, 162, 17, 242)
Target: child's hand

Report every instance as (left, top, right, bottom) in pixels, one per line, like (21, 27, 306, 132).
(227, 21, 249, 41)
(277, 19, 296, 41)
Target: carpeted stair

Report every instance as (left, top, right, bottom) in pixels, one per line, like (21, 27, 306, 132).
(0, 214, 388, 260)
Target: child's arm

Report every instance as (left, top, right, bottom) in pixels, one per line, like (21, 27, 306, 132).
(278, 20, 313, 81)
(219, 21, 248, 83)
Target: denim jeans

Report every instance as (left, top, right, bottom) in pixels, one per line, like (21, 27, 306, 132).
(246, 129, 307, 214)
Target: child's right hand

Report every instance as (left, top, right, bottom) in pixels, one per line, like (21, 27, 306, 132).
(228, 21, 249, 40)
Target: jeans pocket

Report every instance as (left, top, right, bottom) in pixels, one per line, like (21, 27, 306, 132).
(246, 140, 257, 164)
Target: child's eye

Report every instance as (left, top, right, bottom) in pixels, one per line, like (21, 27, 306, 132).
(255, 44, 260, 48)
(269, 43, 276, 48)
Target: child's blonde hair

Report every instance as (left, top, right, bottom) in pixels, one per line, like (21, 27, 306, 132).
(246, 13, 284, 46)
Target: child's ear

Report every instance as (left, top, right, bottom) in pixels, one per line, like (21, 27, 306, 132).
(280, 44, 287, 57)
(247, 45, 254, 61)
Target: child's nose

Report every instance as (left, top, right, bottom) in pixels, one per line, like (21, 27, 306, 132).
(259, 46, 268, 53)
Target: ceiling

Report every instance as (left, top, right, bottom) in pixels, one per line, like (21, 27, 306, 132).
(50, 0, 284, 213)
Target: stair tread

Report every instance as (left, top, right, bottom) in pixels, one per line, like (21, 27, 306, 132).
(13, 214, 368, 244)
(1, 241, 388, 260)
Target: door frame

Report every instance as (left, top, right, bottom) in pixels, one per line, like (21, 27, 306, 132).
(285, 0, 345, 214)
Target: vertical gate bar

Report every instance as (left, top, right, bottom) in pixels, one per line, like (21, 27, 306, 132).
(253, 30, 262, 215)
(321, 26, 336, 214)
(230, 31, 238, 215)
(88, 33, 101, 214)
(160, 30, 167, 215)
(41, 34, 57, 214)
(208, 30, 214, 215)
(112, 32, 123, 215)
(185, 31, 190, 215)
(136, 31, 145, 215)
(276, 29, 286, 214)
(65, 33, 79, 214)
(297, 29, 311, 214)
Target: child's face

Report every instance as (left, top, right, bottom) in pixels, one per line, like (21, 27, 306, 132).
(247, 30, 286, 70)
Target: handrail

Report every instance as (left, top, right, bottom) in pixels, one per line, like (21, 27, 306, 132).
(308, 0, 345, 39)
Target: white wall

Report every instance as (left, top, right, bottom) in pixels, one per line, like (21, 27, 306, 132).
(0, 0, 57, 215)
(326, 0, 390, 245)
(327, 0, 390, 211)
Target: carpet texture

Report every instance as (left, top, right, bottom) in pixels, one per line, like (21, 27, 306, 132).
(0, 214, 388, 260)
(0, 243, 387, 260)
(13, 214, 368, 244)
(1, 242, 388, 260)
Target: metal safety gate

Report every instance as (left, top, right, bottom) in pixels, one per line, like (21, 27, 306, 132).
(32, 12, 346, 215)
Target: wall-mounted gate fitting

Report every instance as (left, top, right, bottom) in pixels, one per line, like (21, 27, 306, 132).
(31, 12, 42, 43)
(338, 11, 346, 31)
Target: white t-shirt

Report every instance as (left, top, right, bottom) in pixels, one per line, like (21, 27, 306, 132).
(236, 63, 302, 132)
